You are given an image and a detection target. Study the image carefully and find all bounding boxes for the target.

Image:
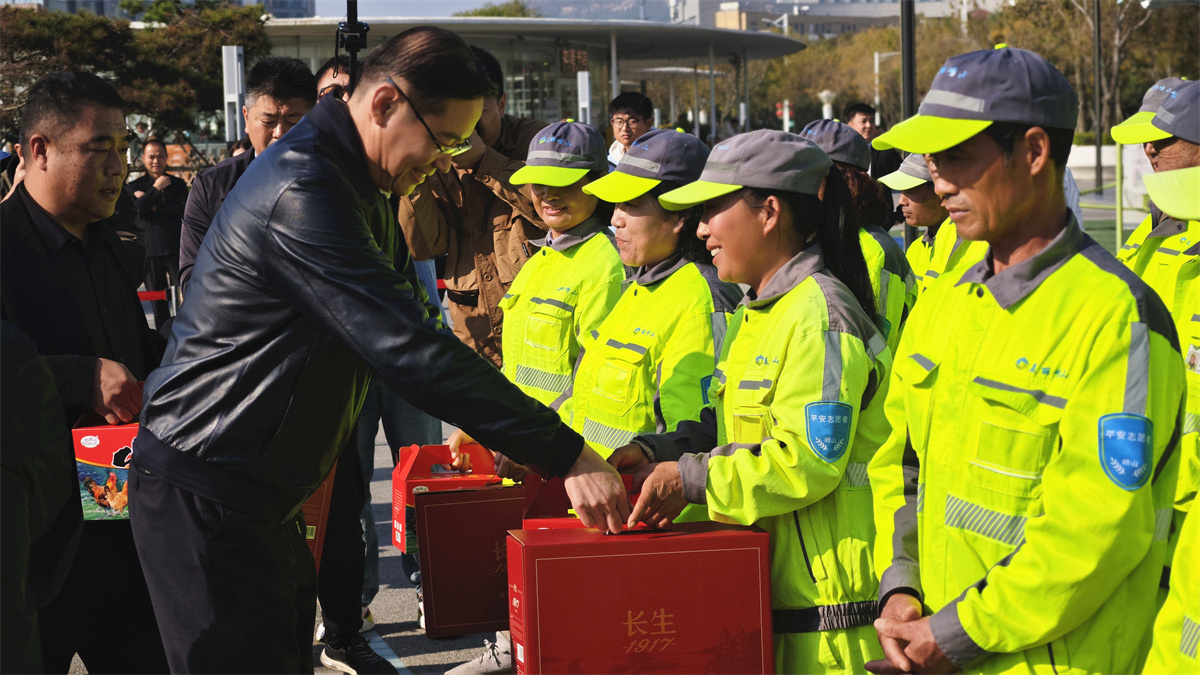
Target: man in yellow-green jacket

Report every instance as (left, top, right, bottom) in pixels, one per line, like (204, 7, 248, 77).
(1144, 501, 1199, 674)
(880, 153, 950, 296)
(1112, 80, 1199, 519)
(869, 47, 1186, 673)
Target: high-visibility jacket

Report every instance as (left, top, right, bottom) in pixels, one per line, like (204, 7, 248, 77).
(636, 245, 893, 673)
(870, 221, 1186, 673)
(1119, 209, 1200, 513)
(923, 218, 988, 291)
(1144, 504, 1199, 674)
(563, 254, 741, 456)
(861, 224, 917, 356)
(498, 216, 624, 409)
(906, 227, 937, 296)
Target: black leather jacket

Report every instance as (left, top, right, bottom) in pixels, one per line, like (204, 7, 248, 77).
(135, 97, 583, 522)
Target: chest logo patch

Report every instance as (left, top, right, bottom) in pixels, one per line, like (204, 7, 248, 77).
(805, 401, 853, 463)
(1098, 413, 1153, 491)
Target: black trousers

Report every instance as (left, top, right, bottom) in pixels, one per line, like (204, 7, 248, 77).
(129, 467, 318, 674)
(38, 520, 169, 674)
(317, 434, 367, 647)
(144, 256, 179, 329)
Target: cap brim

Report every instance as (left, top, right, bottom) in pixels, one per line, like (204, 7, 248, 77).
(510, 165, 589, 187)
(1144, 167, 1200, 222)
(879, 168, 928, 191)
(658, 180, 742, 210)
(872, 116, 993, 154)
(582, 171, 660, 204)
(1110, 112, 1172, 145)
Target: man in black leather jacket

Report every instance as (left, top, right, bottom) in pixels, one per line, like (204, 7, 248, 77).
(129, 27, 627, 672)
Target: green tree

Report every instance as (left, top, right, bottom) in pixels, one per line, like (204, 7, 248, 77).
(453, 1, 541, 18)
(0, 3, 271, 136)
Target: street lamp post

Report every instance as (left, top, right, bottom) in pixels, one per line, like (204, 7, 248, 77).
(874, 51, 902, 126)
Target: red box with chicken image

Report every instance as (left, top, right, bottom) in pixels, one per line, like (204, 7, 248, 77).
(72, 419, 137, 520)
(507, 522, 774, 674)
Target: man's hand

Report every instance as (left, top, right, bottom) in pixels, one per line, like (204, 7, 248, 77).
(627, 461, 688, 529)
(445, 428, 476, 472)
(451, 129, 486, 171)
(866, 593, 923, 673)
(563, 443, 630, 533)
(607, 443, 651, 475)
(133, 191, 146, 199)
(92, 358, 142, 425)
(3, 154, 24, 203)
(869, 607, 957, 674)
(153, 175, 171, 190)
(493, 450, 530, 482)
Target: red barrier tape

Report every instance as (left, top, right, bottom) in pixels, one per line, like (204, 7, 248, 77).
(138, 291, 167, 302)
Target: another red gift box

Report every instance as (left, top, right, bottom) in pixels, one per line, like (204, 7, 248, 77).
(414, 484, 526, 638)
(72, 418, 137, 521)
(507, 522, 773, 675)
(391, 444, 500, 551)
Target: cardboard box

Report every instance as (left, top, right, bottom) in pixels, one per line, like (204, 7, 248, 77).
(507, 522, 773, 675)
(392, 444, 501, 552)
(415, 485, 526, 638)
(72, 418, 137, 521)
(302, 462, 336, 572)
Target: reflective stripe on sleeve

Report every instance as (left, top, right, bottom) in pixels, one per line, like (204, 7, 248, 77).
(1154, 508, 1174, 542)
(1182, 617, 1199, 659)
(1125, 322, 1150, 416)
(822, 331, 843, 401)
(842, 461, 869, 487)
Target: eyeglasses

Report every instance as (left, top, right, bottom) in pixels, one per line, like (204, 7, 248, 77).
(386, 77, 472, 157)
(318, 83, 347, 100)
(610, 116, 645, 130)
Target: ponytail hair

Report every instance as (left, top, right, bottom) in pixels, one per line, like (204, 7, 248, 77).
(743, 167, 877, 324)
(832, 160, 892, 229)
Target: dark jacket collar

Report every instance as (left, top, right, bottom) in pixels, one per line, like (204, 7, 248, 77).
(531, 213, 608, 252)
(628, 251, 688, 286)
(956, 215, 1085, 309)
(742, 244, 826, 309)
(302, 96, 377, 197)
(17, 183, 107, 252)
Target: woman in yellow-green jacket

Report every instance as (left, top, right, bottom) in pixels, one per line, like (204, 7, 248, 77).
(610, 130, 892, 674)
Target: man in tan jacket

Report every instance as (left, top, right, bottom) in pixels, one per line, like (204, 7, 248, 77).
(398, 46, 545, 367)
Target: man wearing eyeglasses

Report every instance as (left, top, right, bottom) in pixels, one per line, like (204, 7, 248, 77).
(607, 91, 653, 170)
(316, 55, 352, 103)
(178, 57, 316, 294)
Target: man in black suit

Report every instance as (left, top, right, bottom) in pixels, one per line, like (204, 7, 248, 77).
(126, 138, 187, 328)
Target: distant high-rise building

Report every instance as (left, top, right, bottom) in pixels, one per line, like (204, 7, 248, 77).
(44, 0, 125, 16)
(42, 0, 315, 18)
(262, 0, 314, 18)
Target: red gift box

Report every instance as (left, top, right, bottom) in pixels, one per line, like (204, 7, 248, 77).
(72, 418, 137, 521)
(507, 522, 774, 675)
(522, 473, 639, 520)
(391, 444, 501, 551)
(415, 485, 526, 638)
(303, 462, 336, 572)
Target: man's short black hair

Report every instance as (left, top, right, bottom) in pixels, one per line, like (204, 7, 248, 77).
(843, 102, 876, 122)
(609, 92, 652, 120)
(19, 71, 125, 145)
(245, 56, 317, 109)
(983, 122, 1074, 174)
(471, 46, 504, 98)
(315, 55, 352, 85)
(142, 138, 167, 155)
(357, 26, 496, 113)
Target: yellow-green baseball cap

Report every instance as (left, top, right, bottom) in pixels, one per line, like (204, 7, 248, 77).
(659, 130, 831, 210)
(873, 47, 1077, 155)
(879, 153, 932, 191)
(583, 129, 709, 209)
(1144, 166, 1200, 222)
(510, 122, 607, 187)
(1112, 78, 1186, 145)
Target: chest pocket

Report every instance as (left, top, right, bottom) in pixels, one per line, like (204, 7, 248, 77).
(522, 297, 575, 367)
(728, 366, 778, 444)
(893, 353, 939, 452)
(966, 374, 1064, 500)
(589, 339, 652, 417)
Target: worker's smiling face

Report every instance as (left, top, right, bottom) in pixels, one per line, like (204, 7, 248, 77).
(532, 177, 599, 234)
(611, 192, 683, 267)
(697, 190, 770, 289)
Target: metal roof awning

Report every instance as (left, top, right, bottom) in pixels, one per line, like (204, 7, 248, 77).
(264, 16, 805, 62)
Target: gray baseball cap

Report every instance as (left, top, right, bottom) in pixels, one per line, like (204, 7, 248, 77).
(659, 130, 831, 210)
(583, 128, 710, 209)
(879, 153, 932, 191)
(873, 47, 1078, 154)
(800, 119, 870, 171)
(1112, 77, 1188, 144)
(1113, 80, 1198, 146)
(511, 121, 608, 187)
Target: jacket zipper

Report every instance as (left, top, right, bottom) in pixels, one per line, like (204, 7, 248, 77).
(792, 510, 816, 581)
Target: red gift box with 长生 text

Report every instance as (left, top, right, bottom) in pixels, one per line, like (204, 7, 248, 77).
(507, 521, 773, 674)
